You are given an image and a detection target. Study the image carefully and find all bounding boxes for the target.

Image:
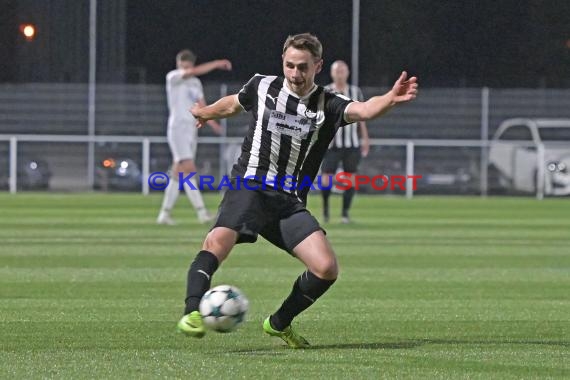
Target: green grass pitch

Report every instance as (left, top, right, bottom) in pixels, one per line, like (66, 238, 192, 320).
(0, 193, 569, 379)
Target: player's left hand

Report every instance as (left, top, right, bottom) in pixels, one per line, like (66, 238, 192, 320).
(209, 121, 224, 135)
(391, 71, 418, 103)
(190, 103, 207, 128)
(360, 138, 370, 157)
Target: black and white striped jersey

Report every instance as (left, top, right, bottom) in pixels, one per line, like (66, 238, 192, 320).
(325, 84, 364, 149)
(233, 74, 354, 199)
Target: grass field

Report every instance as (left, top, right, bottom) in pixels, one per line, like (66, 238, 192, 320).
(0, 193, 569, 379)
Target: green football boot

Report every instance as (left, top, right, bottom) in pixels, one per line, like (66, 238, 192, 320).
(177, 311, 206, 338)
(263, 317, 310, 348)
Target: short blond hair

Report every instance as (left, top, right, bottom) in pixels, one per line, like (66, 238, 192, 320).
(176, 49, 196, 64)
(283, 33, 322, 60)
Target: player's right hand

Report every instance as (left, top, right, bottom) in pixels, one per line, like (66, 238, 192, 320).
(217, 59, 232, 71)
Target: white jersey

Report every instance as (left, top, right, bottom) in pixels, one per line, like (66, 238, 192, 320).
(166, 69, 204, 127)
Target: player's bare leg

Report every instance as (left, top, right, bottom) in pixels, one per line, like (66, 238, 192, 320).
(320, 173, 333, 222)
(264, 230, 338, 348)
(292, 231, 339, 280)
(340, 172, 356, 224)
(157, 159, 181, 225)
(158, 159, 213, 224)
(320, 170, 357, 224)
(178, 227, 238, 337)
(176, 159, 214, 223)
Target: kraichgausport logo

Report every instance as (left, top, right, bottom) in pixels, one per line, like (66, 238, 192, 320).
(147, 172, 422, 192)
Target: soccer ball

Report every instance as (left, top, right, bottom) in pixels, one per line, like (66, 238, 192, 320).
(199, 285, 249, 332)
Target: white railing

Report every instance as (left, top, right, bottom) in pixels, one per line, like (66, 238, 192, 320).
(0, 134, 240, 196)
(0, 134, 550, 199)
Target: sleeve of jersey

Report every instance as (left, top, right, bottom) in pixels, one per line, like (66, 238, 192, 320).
(197, 79, 205, 101)
(166, 70, 184, 85)
(325, 92, 355, 128)
(237, 75, 263, 112)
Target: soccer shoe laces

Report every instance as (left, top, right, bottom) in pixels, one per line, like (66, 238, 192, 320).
(281, 326, 310, 348)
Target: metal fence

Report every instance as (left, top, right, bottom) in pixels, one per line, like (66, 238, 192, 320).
(1, 83, 569, 198)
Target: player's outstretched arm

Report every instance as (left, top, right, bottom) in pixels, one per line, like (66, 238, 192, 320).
(346, 71, 418, 123)
(182, 59, 232, 78)
(191, 94, 242, 128)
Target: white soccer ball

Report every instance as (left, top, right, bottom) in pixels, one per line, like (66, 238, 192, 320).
(199, 285, 249, 333)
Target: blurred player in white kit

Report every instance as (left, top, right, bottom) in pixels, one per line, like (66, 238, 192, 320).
(157, 49, 232, 225)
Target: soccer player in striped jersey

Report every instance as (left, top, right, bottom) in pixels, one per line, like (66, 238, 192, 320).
(157, 49, 232, 226)
(321, 60, 370, 223)
(177, 33, 418, 347)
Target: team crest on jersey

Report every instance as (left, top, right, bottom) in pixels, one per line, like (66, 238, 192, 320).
(304, 108, 317, 119)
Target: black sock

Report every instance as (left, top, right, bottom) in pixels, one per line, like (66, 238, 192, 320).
(270, 271, 336, 331)
(322, 188, 331, 218)
(342, 188, 355, 217)
(184, 250, 219, 315)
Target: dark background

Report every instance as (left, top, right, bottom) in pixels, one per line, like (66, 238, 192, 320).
(1, 0, 569, 87)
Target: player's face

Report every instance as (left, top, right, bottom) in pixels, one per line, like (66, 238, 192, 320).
(331, 63, 349, 85)
(282, 47, 323, 96)
(177, 60, 194, 70)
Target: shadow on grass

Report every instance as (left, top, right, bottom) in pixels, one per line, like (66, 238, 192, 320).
(423, 339, 570, 347)
(227, 338, 569, 354)
(227, 341, 423, 354)
(310, 341, 422, 350)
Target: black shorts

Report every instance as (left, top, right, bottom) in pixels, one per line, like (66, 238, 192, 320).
(213, 180, 323, 254)
(321, 147, 361, 173)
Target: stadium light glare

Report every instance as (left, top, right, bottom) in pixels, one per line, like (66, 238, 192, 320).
(19, 24, 37, 41)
